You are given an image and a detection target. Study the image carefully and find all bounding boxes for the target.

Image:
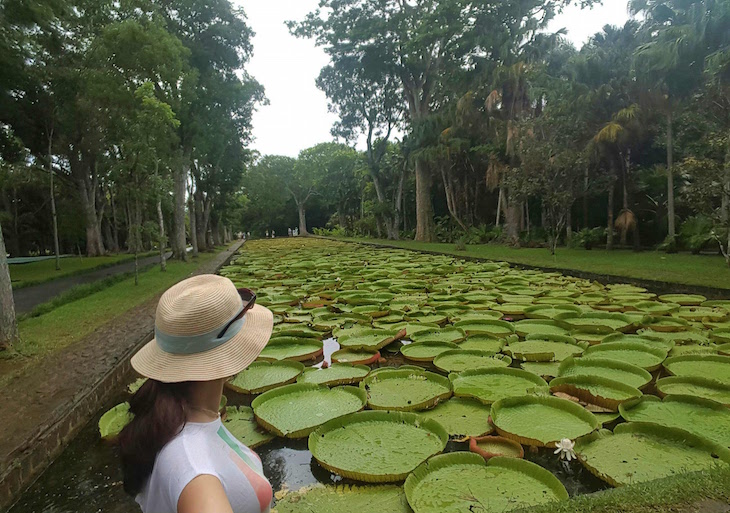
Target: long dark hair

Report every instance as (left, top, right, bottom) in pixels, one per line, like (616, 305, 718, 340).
(118, 379, 193, 496)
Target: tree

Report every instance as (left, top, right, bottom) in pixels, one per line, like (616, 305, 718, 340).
(0, 219, 17, 349)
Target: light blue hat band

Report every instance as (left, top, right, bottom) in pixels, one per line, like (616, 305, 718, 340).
(155, 304, 247, 355)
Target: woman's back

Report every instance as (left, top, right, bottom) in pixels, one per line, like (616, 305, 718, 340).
(137, 419, 272, 513)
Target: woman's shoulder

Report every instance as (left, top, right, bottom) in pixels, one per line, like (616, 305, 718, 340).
(156, 421, 222, 473)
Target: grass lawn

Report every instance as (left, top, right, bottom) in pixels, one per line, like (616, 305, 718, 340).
(9, 252, 156, 289)
(7, 252, 218, 367)
(531, 466, 730, 513)
(338, 238, 730, 291)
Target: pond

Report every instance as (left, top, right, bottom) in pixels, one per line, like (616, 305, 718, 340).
(9, 238, 730, 513)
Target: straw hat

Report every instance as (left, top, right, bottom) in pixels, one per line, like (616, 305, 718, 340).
(131, 274, 273, 382)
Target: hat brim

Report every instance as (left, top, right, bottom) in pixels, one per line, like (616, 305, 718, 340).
(131, 304, 274, 383)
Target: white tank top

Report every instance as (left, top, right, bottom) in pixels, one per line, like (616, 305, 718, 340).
(136, 418, 273, 513)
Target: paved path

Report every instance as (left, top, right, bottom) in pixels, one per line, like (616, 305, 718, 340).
(13, 252, 171, 314)
(0, 241, 242, 509)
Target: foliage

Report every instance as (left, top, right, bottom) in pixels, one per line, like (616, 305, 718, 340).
(570, 228, 606, 250)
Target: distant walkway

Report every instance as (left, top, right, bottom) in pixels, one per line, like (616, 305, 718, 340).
(13, 252, 171, 314)
(7, 255, 71, 265)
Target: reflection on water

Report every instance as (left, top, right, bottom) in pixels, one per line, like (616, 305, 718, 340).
(9, 343, 607, 513)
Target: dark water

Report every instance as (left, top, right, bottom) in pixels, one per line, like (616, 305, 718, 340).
(8, 338, 607, 513)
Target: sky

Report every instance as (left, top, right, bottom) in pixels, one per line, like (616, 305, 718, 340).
(238, 0, 631, 158)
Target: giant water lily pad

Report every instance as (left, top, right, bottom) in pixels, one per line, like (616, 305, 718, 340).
(658, 294, 706, 306)
(645, 317, 690, 333)
(504, 335, 585, 362)
(251, 383, 366, 438)
(297, 364, 371, 386)
(662, 354, 730, 384)
(619, 396, 730, 448)
(338, 329, 404, 351)
(633, 301, 680, 315)
(458, 334, 505, 353)
(227, 360, 304, 394)
(513, 319, 570, 338)
(582, 342, 667, 371)
(450, 367, 548, 404)
(575, 422, 730, 487)
(601, 332, 675, 351)
(454, 319, 515, 337)
(677, 306, 727, 322)
(656, 376, 730, 406)
(410, 326, 465, 344)
(331, 348, 380, 365)
(418, 397, 494, 438)
(360, 368, 452, 411)
(549, 375, 642, 411)
(258, 337, 324, 362)
(433, 350, 512, 373)
(557, 357, 652, 390)
(519, 362, 562, 379)
(524, 304, 582, 319)
(222, 406, 274, 449)
(400, 341, 460, 361)
(638, 328, 710, 346)
(404, 453, 568, 513)
(98, 402, 132, 440)
(556, 312, 633, 334)
(490, 395, 599, 446)
(273, 484, 409, 513)
(308, 411, 448, 482)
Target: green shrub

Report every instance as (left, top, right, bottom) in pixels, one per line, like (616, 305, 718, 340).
(678, 215, 715, 254)
(570, 228, 605, 250)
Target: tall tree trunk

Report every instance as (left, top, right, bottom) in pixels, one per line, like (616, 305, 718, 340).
(171, 161, 188, 261)
(414, 159, 435, 241)
(441, 166, 468, 232)
(80, 184, 104, 257)
(495, 187, 502, 227)
(583, 167, 589, 229)
(48, 131, 60, 270)
(566, 206, 573, 246)
(298, 202, 308, 235)
(109, 187, 120, 252)
(156, 180, 166, 272)
(195, 193, 207, 252)
(607, 184, 615, 251)
(620, 152, 630, 246)
(504, 191, 521, 246)
(666, 109, 676, 238)
(187, 171, 198, 257)
(0, 220, 17, 350)
(202, 197, 213, 248)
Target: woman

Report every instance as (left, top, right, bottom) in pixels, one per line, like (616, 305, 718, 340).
(119, 274, 274, 513)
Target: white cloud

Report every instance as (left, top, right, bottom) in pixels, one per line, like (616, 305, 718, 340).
(237, 0, 630, 158)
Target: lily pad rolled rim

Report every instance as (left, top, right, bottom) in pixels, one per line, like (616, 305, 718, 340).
(469, 435, 525, 460)
(359, 368, 453, 411)
(331, 348, 381, 365)
(308, 410, 449, 483)
(257, 337, 324, 362)
(400, 340, 461, 361)
(449, 367, 549, 403)
(432, 349, 512, 373)
(557, 356, 653, 390)
(296, 363, 371, 386)
(490, 395, 600, 447)
(251, 383, 367, 438)
(575, 421, 730, 487)
(337, 328, 406, 351)
(226, 360, 305, 394)
(618, 394, 730, 426)
(548, 375, 643, 411)
(403, 453, 569, 513)
(655, 376, 730, 406)
(662, 354, 730, 379)
(582, 341, 668, 372)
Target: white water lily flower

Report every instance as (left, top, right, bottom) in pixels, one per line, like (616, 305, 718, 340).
(554, 438, 576, 461)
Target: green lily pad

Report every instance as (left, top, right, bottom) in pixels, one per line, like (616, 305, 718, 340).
(251, 383, 366, 438)
(490, 395, 599, 447)
(676, 306, 728, 322)
(222, 406, 274, 449)
(523, 304, 582, 319)
(410, 327, 465, 344)
(633, 301, 680, 315)
(656, 376, 730, 405)
(297, 364, 371, 386)
(308, 411, 448, 482)
(450, 367, 548, 404)
(227, 360, 304, 394)
(504, 335, 584, 362)
(658, 294, 706, 306)
(582, 342, 667, 371)
(389, 322, 440, 338)
(404, 453, 568, 513)
(513, 319, 570, 338)
(331, 348, 381, 365)
(98, 402, 133, 440)
(258, 337, 324, 362)
(593, 412, 621, 425)
(549, 375, 642, 411)
(601, 332, 675, 350)
(619, 396, 730, 448)
(519, 361, 562, 379)
(452, 319, 516, 338)
(576, 422, 730, 487)
(556, 312, 633, 334)
(662, 354, 730, 384)
(637, 329, 710, 346)
(418, 397, 494, 438)
(470, 436, 525, 459)
(338, 329, 404, 351)
(645, 317, 690, 333)
(433, 350, 512, 373)
(127, 377, 147, 394)
(400, 341, 460, 362)
(360, 368, 452, 411)
(458, 334, 505, 353)
(557, 357, 652, 390)
(273, 484, 409, 513)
